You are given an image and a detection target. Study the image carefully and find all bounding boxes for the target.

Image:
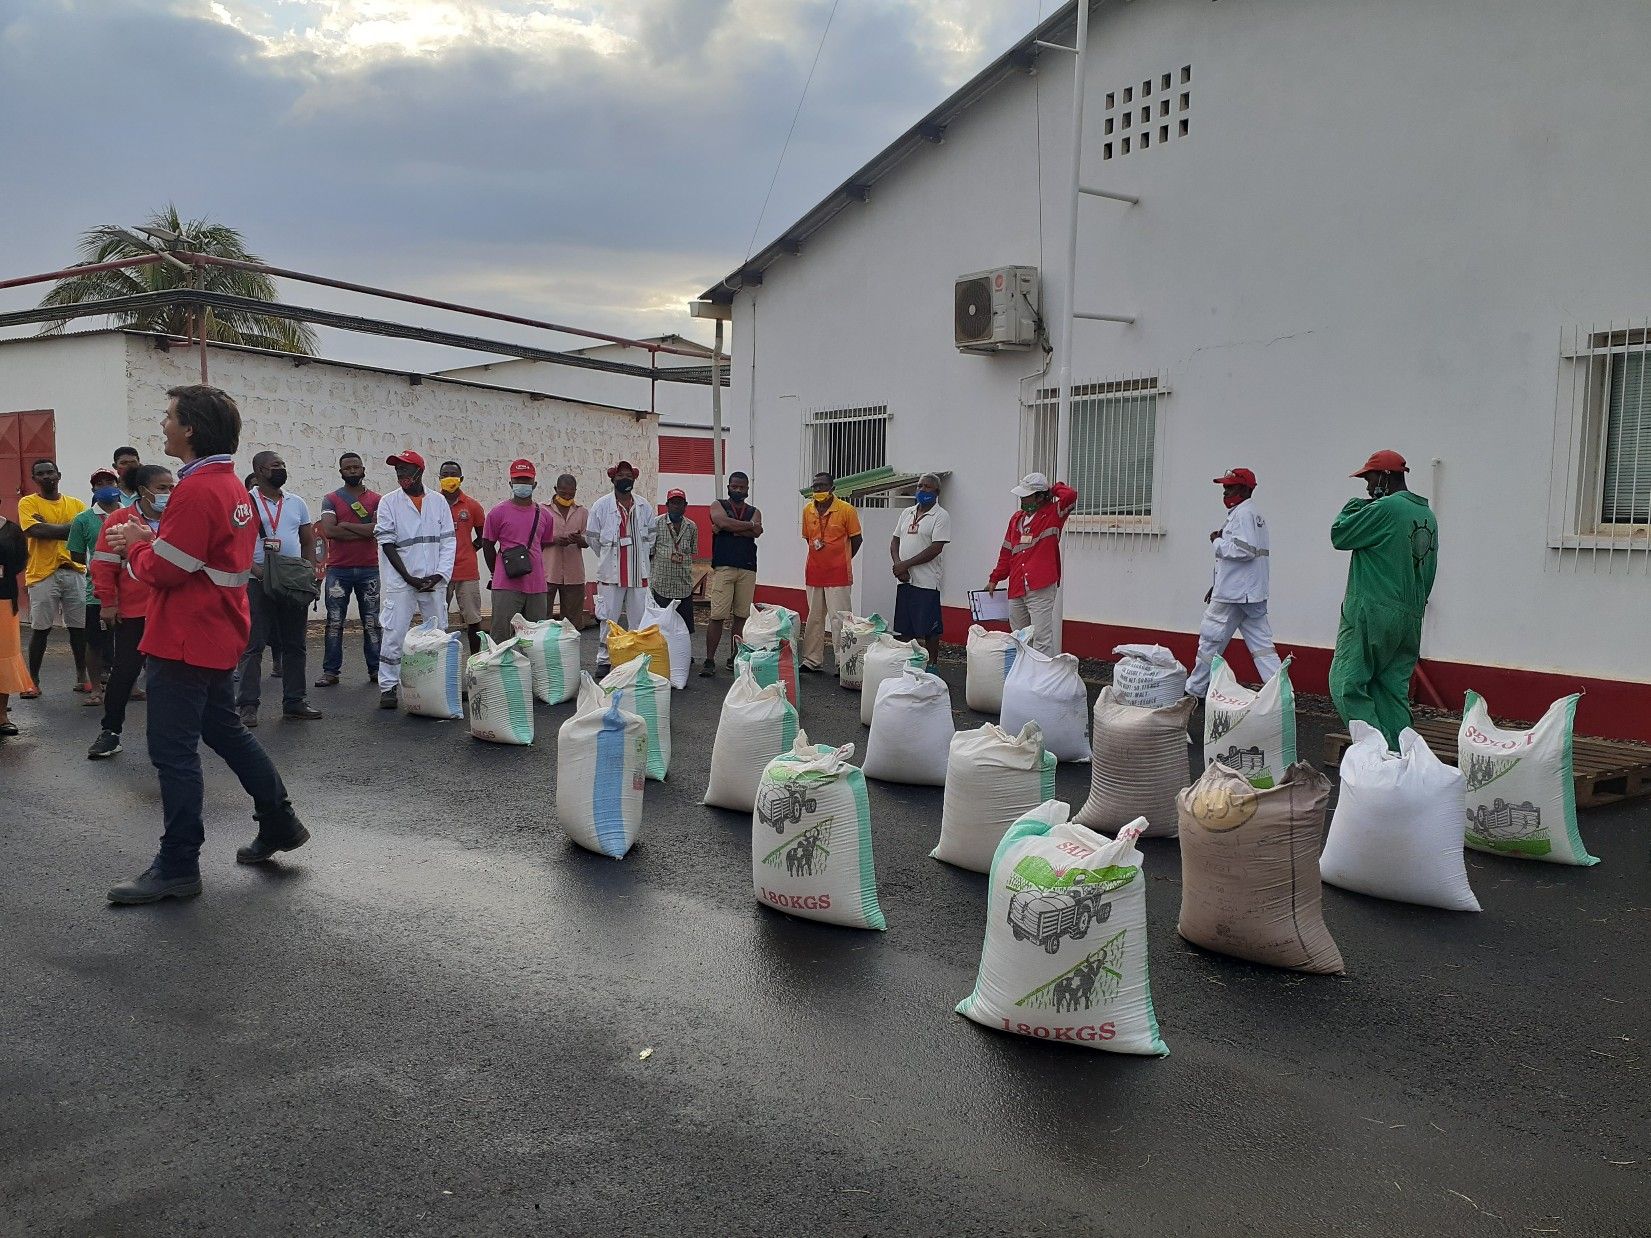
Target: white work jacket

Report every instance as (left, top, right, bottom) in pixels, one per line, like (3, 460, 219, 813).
(375, 488, 456, 586)
(586, 492, 658, 587)
(1210, 498, 1270, 603)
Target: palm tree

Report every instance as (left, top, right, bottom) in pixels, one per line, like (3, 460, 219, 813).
(35, 205, 319, 355)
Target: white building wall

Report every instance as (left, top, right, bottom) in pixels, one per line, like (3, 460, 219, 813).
(0, 333, 132, 504)
(730, 0, 1648, 684)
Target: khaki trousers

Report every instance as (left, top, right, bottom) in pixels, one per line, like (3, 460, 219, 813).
(802, 584, 852, 669)
(1008, 584, 1060, 655)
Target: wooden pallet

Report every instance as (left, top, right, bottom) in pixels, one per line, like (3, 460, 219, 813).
(1321, 716, 1651, 810)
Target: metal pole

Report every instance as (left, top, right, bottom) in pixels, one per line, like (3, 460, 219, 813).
(197, 302, 208, 382)
(1053, 0, 1090, 479)
(711, 317, 726, 496)
(0, 253, 165, 292)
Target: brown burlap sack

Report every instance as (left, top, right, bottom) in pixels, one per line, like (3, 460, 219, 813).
(1072, 687, 1197, 838)
(1175, 759, 1345, 974)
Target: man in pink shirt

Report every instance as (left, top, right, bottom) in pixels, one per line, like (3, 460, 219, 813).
(545, 472, 592, 630)
(480, 458, 556, 643)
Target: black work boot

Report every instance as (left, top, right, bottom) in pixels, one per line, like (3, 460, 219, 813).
(237, 799, 312, 865)
(108, 866, 203, 905)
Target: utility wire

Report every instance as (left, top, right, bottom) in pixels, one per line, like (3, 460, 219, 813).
(742, 0, 842, 262)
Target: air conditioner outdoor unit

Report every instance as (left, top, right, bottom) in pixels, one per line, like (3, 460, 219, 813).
(954, 265, 1040, 352)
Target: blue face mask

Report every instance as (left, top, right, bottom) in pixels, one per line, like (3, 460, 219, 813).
(915, 489, 936, 506)
(511, 483, 535, 500)
(94, 486, 121, 505)
(150, 492, 170, 512)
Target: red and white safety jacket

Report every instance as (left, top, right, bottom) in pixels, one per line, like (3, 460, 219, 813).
(988, 482, 1080, 599)
(90, 506, 158, 619)
(128, 456, 255, 670)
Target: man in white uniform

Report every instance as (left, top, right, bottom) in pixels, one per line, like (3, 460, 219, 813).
(374, 449, 456, 708)
(1185, 466, 1283, 697)
(586, 459, 657, 675)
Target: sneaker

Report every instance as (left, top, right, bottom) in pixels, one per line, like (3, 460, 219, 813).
(282, 704, 323, 720)
(107, 866, 202, 905)
(379, 688, 399, 710)
(238, 705, 259, 728)
(699, 660, 718, 678)
(87, 730, 123, 759)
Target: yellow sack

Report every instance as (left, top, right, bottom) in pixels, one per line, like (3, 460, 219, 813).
(607, 622, 670, 683)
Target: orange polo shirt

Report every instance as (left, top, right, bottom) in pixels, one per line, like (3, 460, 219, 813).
(801, 498, 861, 587)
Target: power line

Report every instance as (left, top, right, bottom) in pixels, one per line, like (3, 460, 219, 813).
(742, 0, 842, 263)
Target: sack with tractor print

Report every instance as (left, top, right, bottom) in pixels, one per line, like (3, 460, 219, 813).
(751, 731, 885, 930)
(557, 673, 648, 858)
(1458, 691, 1598, 867)
(600, 654, 671, 781)
(834, 612, 886, 691)
(859, 634, 928, 726)
(964, 624, 1029, 714)
(1202, 654, 1296, 788)
(933, 721, 1058, 873)
(957, 801, 1168, 1056)
(703, 662, 800, 812)
(399, 626, 464, 720)
(1111, 644, 1189, 709)
(465, 635, 535, 745)
(1176, 760, 1345, 974)
(510, 614, 583, 705)
(1074, 688, 1197, 838)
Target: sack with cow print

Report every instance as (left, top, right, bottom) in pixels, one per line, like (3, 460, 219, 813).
(956, 801, 1168, 1056)
(1459, 691, 1597, 867)
(1202, 654, 1296, 789)
(1110, 644, 1188, 709)
(833, 612, 886, 691)
(465, 635, 535, 745)
(932, 721, 1058, 873)
(751, 730, 885, 930)
(1176, 760, 1345, 974)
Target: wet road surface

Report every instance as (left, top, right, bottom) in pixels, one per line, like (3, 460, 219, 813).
(2, 633, 1647, 1236)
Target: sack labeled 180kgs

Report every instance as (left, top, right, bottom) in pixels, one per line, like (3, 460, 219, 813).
(834, 612, 886, 691)
(510, 614, 583, 704)
(1459, 691, 1598, 867)
(1319, 722, 1481, 911)
(703, 662, 799, 812)
(466, 635, 535, 744)
(964, 624, 1027, 714)
(932, 722, 1057, 873)
(862, 669, 955, 786)
(957, 801, 1169, 1055)
(859, 634, 928, 726)
(399, 626, 464, 719)
(1203, 655, 1296, 789)
(752, 732, 886, 930)
(999, 639, 1090, 762)
(557, 673, 648, 858)
(600, 654, 671, 781)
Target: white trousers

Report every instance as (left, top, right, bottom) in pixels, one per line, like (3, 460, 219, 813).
(1186, 599, 1282, 696)
(378, 583, 447, 689)
(1008, 584, 1061, 655)
(595, 583, 652, 659)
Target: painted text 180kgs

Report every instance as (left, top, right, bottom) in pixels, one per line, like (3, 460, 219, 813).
(1001, 1019, 1116, 1041)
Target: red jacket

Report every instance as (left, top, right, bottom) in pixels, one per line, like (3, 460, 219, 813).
(129, 458, 255, 670)
(988, 482, 1080, 598)
(91, 506, 157, 619)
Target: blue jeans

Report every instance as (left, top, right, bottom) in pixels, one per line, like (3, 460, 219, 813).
(322, 566, 381, 677)
(146, 657, 289, 877)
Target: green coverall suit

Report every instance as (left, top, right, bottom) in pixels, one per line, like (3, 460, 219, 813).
(1328, 491, 1439, 749)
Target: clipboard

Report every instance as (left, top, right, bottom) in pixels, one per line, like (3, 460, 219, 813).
(969, 589, 1011, 623)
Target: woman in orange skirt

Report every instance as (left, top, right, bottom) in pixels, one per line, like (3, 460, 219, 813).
(0, 512, 35, 734)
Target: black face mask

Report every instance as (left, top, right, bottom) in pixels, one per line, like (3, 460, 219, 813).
(614, 478, 634, 494)
(728, 490, 748, 504)
(341, 471, 363, 485)
(267, 468, 289, 489)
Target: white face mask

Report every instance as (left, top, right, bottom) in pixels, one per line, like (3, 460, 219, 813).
(511, 483, 535, 500)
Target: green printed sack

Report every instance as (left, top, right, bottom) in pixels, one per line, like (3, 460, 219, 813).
(958, 801, 1168, 1055)
(510, 614, 583, 704)
(600, 654, 671, 781)
(1202, 655, 1296, 789)
(466, 635, 535, 745)
(752, 730, 885, 930)
(1459, 691, 1598, 866)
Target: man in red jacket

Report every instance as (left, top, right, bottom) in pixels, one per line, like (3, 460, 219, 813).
(103, 385, 309, 905)
(985, 471, 1080, 655)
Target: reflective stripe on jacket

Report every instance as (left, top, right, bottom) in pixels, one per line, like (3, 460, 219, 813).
(988, 482, 1079, 598)
(91, 506, 156, 619)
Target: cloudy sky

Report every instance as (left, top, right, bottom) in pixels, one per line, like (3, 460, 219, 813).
(0, 0, 1047, 368)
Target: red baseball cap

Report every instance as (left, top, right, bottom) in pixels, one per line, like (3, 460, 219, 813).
(607, 459, 636, 478)
(1351, 449, 1409, 477)
(665, 488, 686, 501)
(1213, 467, 1257, 488)
(509, 458, 537, 481)
(386, 449, 425, 470)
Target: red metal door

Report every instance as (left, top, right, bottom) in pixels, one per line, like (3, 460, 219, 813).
(0, 410, 57, 523)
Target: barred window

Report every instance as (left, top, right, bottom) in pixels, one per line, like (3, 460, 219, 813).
(803, 404, 889, 484)
(1027, 378, 1162, 526)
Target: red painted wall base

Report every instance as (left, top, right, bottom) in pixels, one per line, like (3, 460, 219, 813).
(751, 585, 1651, 744)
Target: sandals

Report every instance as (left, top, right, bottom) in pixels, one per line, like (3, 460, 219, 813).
(18, 688, 39, 700)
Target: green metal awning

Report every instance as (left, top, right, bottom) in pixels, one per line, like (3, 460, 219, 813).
(797, 467, 949, 500)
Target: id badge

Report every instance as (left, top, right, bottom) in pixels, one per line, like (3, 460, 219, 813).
(620, 536, 633, 547)
(812, 538, 825, 552)
(263, 537, 282, 554)
(1019, 535, 1033, 547)
(671, 551, 685, 564)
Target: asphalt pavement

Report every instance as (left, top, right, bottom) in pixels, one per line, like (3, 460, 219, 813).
(2, 629, 1647, 1237)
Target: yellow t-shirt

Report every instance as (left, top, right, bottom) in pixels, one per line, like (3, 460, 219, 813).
(17, 493, 87, 586)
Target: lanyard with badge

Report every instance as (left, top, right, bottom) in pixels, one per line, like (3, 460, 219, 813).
(257, 492, 285, 557)
(667, 517, 689, 563)
(812, 504, 832, 553)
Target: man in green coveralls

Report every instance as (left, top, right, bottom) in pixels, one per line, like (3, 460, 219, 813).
(1328, 449, 1439, 749)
